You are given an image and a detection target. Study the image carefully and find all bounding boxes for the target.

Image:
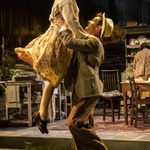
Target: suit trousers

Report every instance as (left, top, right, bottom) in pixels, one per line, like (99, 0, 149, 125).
(67, 92, 108, 150)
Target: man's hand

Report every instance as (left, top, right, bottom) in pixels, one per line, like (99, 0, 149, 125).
(54, 15, 68, 28)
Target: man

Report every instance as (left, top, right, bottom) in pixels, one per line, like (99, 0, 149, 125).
(58, 13, 114, 150)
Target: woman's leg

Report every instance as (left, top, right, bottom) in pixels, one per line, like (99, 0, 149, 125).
(39, 81, 55, 120)
(33, 81, 55, 134)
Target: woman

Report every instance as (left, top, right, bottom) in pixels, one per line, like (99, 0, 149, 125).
(133, 42, 150, 99)
(15, 0, 88, 134)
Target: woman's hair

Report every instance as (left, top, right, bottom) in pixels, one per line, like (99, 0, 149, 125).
(140, 42, 150, 50)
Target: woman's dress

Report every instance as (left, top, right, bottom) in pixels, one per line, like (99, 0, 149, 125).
(15, 25, 73, 87)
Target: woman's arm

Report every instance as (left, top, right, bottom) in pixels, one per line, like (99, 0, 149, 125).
(60, 3, 88, 38)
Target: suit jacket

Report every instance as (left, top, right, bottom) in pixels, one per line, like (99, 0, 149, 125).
(59, 30, 104, 98)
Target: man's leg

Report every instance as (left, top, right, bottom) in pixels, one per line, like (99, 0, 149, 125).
(67, 93, 108, 150)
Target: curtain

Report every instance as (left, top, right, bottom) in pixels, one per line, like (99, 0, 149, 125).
(0, 0, 150, 37)
(114, 0, 150, 26)
(0, 0, 51, 36)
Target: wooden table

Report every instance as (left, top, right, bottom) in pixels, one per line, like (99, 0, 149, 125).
(1, 80, 43, 126)
(121, 81, 150, 125)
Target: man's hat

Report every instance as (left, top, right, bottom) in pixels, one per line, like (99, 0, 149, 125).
(100, 13, 114, 38)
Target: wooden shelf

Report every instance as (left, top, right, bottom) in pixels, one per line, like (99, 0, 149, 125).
(124, 26, 150, 68)
(4, 80, 43, 126)
(127, 45, 140, 49)
(124, 26, 150, 35)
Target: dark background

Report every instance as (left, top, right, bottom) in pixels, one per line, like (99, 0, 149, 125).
(0, 0, 150, 36)
(0, 0, 150, 72)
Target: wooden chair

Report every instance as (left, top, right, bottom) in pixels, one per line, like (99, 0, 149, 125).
(128, 76, 150, 127)
(100, 69, 123, 123)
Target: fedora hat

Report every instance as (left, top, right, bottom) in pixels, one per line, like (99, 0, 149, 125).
(100, 13, 114, 38)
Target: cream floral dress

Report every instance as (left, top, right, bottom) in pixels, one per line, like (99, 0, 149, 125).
(15, 0, 88, 87)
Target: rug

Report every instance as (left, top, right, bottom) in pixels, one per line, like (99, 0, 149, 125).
(48, 115, 150, 132)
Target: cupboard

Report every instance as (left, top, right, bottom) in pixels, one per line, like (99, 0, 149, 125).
(124, 25, 150, 68)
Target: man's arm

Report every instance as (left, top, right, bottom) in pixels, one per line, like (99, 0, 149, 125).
(59, 29, 99, 53)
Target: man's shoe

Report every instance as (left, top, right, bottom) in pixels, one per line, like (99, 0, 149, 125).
(33, 112, 48, 134)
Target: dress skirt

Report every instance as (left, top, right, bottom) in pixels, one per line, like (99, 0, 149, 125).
(15, 25, 73, 87)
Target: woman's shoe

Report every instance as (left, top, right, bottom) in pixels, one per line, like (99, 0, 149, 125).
(33, 112, 48, 134)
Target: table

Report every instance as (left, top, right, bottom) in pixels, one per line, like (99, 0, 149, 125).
(1, 80, 43, 126)
(121, 81, 150, 125)
(0, 81, 5, 89)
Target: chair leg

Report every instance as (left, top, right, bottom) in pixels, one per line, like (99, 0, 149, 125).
(130, 104, 134, 126)
(103, 100, 106, 121)
(118, 100, 120, 120)
(88, 114, 94, 128)
(111, 99, 115, 123)
(6, 107, 9, 120)
(144, 107, 149, 123)
(134, 105, 138, 127)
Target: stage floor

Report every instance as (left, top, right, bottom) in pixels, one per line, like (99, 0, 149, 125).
(0, 115, 150, 150)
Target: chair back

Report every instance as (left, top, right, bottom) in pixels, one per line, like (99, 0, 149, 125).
(101, 70, 121, 92)
(128, 76, 139, 105)
(127, 76, 150, 127)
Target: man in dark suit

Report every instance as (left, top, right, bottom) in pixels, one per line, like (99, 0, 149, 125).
(58, 13, 114, 150)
